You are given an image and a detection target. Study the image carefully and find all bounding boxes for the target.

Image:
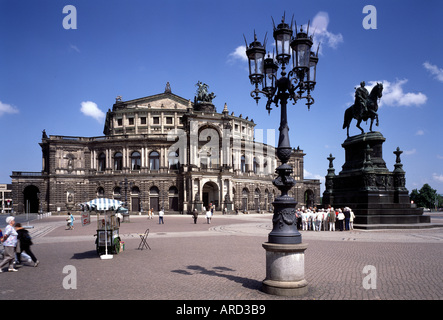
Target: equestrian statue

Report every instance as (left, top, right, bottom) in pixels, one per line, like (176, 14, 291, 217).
(343, 81, 383, 138)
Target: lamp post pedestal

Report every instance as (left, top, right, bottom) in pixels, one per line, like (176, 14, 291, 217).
(262, 242, 308, 296)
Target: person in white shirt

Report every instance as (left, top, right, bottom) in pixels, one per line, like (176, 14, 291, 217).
(316, 209, 324, 231)
(0, 216, 18, 272)
(301, 210, 308, 231)
(206, 208, 212, 224)
(349, 209, 355, 230)
(158, 208, 165, 224)
(328, 207, 336, 231)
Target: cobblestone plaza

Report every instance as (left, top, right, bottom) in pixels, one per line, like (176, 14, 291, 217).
(1, 213, 442, 301)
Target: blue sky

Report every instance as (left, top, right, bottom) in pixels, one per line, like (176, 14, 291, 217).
(1, 0, 442, 195)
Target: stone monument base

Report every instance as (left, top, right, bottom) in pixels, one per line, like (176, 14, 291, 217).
(323, 132, 430, 229)
(262, 242, 308, 296)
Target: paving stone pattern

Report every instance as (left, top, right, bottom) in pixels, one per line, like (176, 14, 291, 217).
(1, 214, 442, 300)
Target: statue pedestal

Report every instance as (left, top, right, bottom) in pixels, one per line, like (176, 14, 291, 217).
(194, 201, 203, 213)
(323, 132, 430, 229)
(262, 242, 308, 296)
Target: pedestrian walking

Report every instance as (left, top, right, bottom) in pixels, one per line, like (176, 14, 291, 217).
(148, 208, 154, 220)
(193, 208, 199, 224)
(206, 208, 212, 224)
(158, 207, 165, 224)
(0, 216, 19, 272)
(66, 212, 74, 230)
(15, 223, 39, 267)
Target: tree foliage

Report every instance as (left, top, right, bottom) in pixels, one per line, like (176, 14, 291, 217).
(410, 184, 442, 209)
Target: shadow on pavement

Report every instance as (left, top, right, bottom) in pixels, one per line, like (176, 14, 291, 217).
(172, 264, 262, 291)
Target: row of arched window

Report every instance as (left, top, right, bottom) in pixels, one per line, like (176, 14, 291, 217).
(96, 185, 178, 197)
(97, 151, 179, 172)
(96, 151, 270, 173)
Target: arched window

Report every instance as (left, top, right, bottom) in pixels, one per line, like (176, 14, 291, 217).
(168, 150, 179, 170)
(98, 153, 106, 172)
(114, 152, 123, 171)
(149, 186, 159, 196)
(169, 186, 179, 211)
(131, 151, 141, 170)
(131, 186, 140, 195)
(97, 187, 105, 197)
(242, 188, 249, 211)
(255, 188, 260, 210)
(113, 187, 121, 196)
(149, 186, 160, 211)
(253, 157, 259, 174)
(149, 151, 160, 171)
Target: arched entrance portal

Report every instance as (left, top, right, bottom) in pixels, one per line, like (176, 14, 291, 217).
(23, 185, 40, 213)
(304, 189, 314, 208)
(202, 181, 219, 210)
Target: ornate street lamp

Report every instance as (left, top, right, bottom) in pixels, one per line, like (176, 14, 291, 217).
(245, 15, 319, 245)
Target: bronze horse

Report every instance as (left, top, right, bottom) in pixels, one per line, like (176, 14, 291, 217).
(343, 82, 383, 138)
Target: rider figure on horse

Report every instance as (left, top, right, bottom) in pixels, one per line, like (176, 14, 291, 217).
(354, 81, 369, 118)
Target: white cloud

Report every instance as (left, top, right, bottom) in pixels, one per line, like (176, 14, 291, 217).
(366, 79, 427, 107)
(404, 149, 417, 155)
(432, 173, 443, 183)
(310, 11, 343, 53)
(304, 169, 325, 183)
(227, 45, 247, 64)
(69, 44, 80, 53)
(80, 101, 105, 123)
(415, 129, 424, 136)
(0, 100, 19, 116)
(423, 61, 443, 82)
(230, 11, 342, 64)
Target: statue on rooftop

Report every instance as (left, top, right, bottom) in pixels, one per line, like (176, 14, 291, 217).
(195, 81, 216, 103)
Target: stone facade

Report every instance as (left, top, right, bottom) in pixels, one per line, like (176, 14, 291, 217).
(11, 85, 320, 214)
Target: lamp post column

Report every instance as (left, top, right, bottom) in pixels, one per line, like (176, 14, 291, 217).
(245, 14, 319, 296)
(268, 91, 301, 244)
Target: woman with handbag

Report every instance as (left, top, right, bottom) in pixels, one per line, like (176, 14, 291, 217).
(0, 216, 18, 272)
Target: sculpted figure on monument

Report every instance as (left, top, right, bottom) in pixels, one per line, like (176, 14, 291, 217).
(195, 81, 216, 103)
(354, 81, 369, 118)
(343, 82, 383, 138)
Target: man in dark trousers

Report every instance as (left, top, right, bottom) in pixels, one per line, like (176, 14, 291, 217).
(344, 207, 351, 231)
(15, 223, 39, 267)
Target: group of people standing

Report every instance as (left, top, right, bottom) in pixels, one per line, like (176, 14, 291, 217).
(144, 207, 165, 224)
(192, 203, 215, 224)
(298, 206, 355, 232)
(0, 216, 39, 273)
